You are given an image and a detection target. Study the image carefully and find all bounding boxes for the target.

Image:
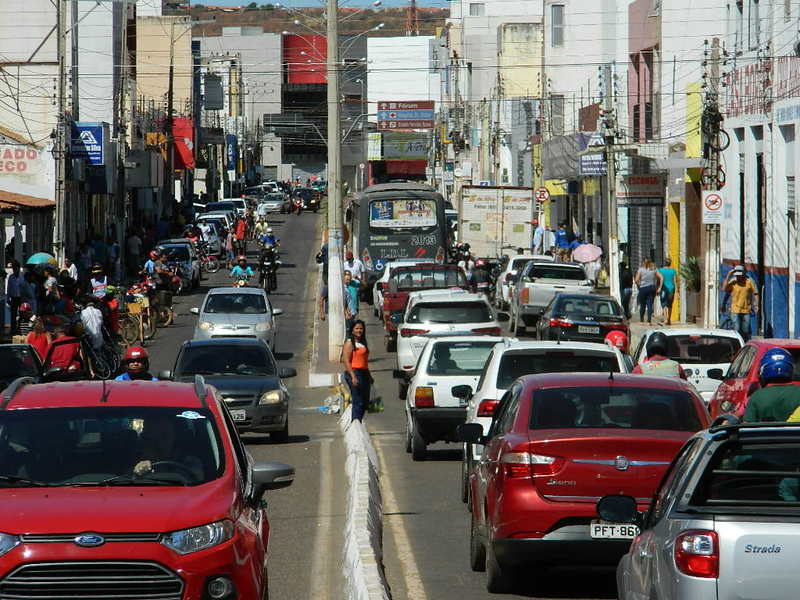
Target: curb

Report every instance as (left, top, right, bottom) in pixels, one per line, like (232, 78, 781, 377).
(339, 406, 390, 600)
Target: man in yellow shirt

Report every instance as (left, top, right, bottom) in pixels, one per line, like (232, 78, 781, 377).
(724, 265, 758, 341)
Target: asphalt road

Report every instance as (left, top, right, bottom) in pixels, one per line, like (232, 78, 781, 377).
(147, 210, 347, 600)
(361, 307, 619, 600)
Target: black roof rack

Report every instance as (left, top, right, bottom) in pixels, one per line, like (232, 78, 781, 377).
(0, 377, 37, 410)
(194, 374, 208, 409)
(709, 414, 740, 431)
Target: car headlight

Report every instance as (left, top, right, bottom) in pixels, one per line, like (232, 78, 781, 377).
(0, 533, 19, 557)
(259, 390, 283, 405)
(255, 322, 272, 332)
(199, 322, 214, 331)
(161, 520, 234, 555)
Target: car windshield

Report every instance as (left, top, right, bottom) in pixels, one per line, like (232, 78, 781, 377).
(158, 245, 190, 262)
(557, 297, 622, 317)
(204, 293, 267, 314)
(663, 334, 742, 365)
(390, 268, 467, 289)
(407, 301, 492, 324)
(176, 345, 276, 377)
(267, 194, 283, 202)
(207, 202, 234, 212)
(496, 351, 621, 389)
(691, 440, 800, 508)
(426, 341, 498, 375)
(0, 407, 224, 487)
(0, 347, 40, 379)
(528, 386, 702, 431)
(527, 264, 587, 280)
(510, 258, 533, 272)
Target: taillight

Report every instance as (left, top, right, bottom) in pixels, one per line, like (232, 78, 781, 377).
(435, 246, 445, 264)
(400, 328, 429, 338)
(477, 399, 499, 417)
(414, 386, 435, 408)
(521, 288, 530, 304)
(549, 318, 573, 328)
(472, 327, 501, 335)
(674, 530, 718, 578)
(605, 323, 628, 332)
(500, 452, 563, 478)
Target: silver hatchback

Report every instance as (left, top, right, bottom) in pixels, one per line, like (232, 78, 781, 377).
(191, 287, 282, 351)
(600, 419, 800, 600)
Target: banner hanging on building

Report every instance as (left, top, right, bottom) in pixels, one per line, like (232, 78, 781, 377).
(225, 134, 238, 172)
(71, 122, 107, 165)
(173, 117, 195, 170)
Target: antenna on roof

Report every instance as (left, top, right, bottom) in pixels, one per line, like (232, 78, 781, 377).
(194, 374, 208, 409)
(0, 377, 36, 410)
(100, 379, 110, 402)
(608, 370, 614, 381)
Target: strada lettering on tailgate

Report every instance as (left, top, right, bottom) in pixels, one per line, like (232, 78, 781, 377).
(744, 544, 782, 553)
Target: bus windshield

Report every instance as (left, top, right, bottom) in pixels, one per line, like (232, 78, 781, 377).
(369, 199, 438, 231)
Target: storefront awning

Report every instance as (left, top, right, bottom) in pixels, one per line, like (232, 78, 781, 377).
(0, 189, 55, 212)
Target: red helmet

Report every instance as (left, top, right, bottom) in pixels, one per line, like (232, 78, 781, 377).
(124, 346, 149, 373)
(149, 250, 159, 260)
(19, 303, 32, 313)
(605, 330, 629, 353)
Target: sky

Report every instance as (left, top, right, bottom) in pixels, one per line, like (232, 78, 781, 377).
(196, 0, 450, 8)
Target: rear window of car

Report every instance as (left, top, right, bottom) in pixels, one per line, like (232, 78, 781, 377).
(158, 245, 190, 262)
(0, 347, 40, 379)
(205, 293, 267, 314)
(527, 264, 586, 281)
(663, 334, 742, 365)
(496, 351, 620, 390)
(390, 268, 467, 289)
(528, 386, 703, 431)
(426, 341, 498, 375)
(407, 301, 492, 324)
(556, 296, 622, 316)
(510, 258, 533, 272)
(691, 440, 800, 507)
(176, 345, 275, 377)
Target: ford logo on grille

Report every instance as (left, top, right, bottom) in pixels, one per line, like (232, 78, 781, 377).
(74, 534, 105, 547)
(614, 456, 630, 471)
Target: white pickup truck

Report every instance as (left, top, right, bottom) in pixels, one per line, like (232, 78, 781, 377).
(507, 261, 593, 335)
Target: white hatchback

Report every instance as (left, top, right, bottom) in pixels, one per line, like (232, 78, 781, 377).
(395, 290, 508, 376)
(401, 336, 504, 460)
(632, 328, 743, 403)
(455, 340, 629, 504)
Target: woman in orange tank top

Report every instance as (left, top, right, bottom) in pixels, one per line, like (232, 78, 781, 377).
(342, 320, 372, 421)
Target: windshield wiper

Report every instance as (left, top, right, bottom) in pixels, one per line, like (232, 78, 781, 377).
(0, 474, 50, 487)
(71, 474, 185, 487)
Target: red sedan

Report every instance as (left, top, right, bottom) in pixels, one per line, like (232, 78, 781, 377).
(0, 378, 293, 600)
(708, 338, 800, 419)
(459, 372, 709, 593)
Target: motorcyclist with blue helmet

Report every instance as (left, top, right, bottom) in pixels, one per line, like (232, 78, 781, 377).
(743, 348, 800, 422)
(259, 227, 279, 248)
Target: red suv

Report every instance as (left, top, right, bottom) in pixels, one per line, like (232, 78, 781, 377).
(0, 377, 293, 600)
(459, 373, 708, 593)
(708, 338, 800, 419)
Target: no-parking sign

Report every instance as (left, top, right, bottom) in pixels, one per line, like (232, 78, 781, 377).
(702, 190, 724, 224)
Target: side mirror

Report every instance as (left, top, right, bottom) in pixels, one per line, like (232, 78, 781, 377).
(596, 494, 640, 525)
(392, 369, 407, 379)
(42, 367, 64, 381)
(158, 370, 173, 380)
(376, 282, 384, 291)
(496, 312, 510, 323)
(273, 308, 284, 316)
(456, 423, 485, 444)
(279, 367, 297, 378)
(250, 461, 294, 505)
(390, 314, 403, 325)
(707, 368, 724, 381)
(451, 384, 473, 400)
(190, 307, 200, 315)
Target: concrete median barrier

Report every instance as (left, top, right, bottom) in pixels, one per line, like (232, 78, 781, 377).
(340, 405, 390, 600)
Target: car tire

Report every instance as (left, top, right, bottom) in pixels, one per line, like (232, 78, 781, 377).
(485, 539, 514, 594)
(507, 308, 516, 333)
(385, 336, 397, 352)
(461, 445, 471, 504)
(405, 419, 412, 453)
(411, 423, 426, 461)
(398, 380, 408, 400)
(470, 513, 486, 572)
(272, 417, 289, 443)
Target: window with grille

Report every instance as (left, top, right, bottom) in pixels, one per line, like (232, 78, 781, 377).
(469, 3, 484, 16)
(551, 4, 564, 47)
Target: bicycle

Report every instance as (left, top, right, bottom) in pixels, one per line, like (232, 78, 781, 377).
(120, 298, 156, 346)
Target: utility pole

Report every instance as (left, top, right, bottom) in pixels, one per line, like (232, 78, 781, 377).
(703, 38, 723, 328)
(602, 63, 620, 302)
(70, 0, 79, 120)
(327, 0, 345, 359)
(165, 19, 176, 215)
(54, 0, 68, 262)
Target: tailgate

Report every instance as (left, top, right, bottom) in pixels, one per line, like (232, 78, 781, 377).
(716, 519, 800, 600)
(527, 281, 589, 307)
(530, 432, 687, 502)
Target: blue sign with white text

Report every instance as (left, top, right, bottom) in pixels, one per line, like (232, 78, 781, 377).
(71, 122, 105, 166)
(226, 135, 238, 171)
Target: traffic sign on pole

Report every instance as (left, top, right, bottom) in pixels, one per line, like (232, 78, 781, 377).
(534, 187, 550, 203)
(702, 190, 724, 224)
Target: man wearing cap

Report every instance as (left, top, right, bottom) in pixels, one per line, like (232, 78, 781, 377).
(724, 265, 758, 341)
(344, 250, 366, 283)
(531, 219, 544, 254)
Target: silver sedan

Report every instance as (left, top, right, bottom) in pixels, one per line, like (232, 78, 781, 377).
(191, 287, 282, 351)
